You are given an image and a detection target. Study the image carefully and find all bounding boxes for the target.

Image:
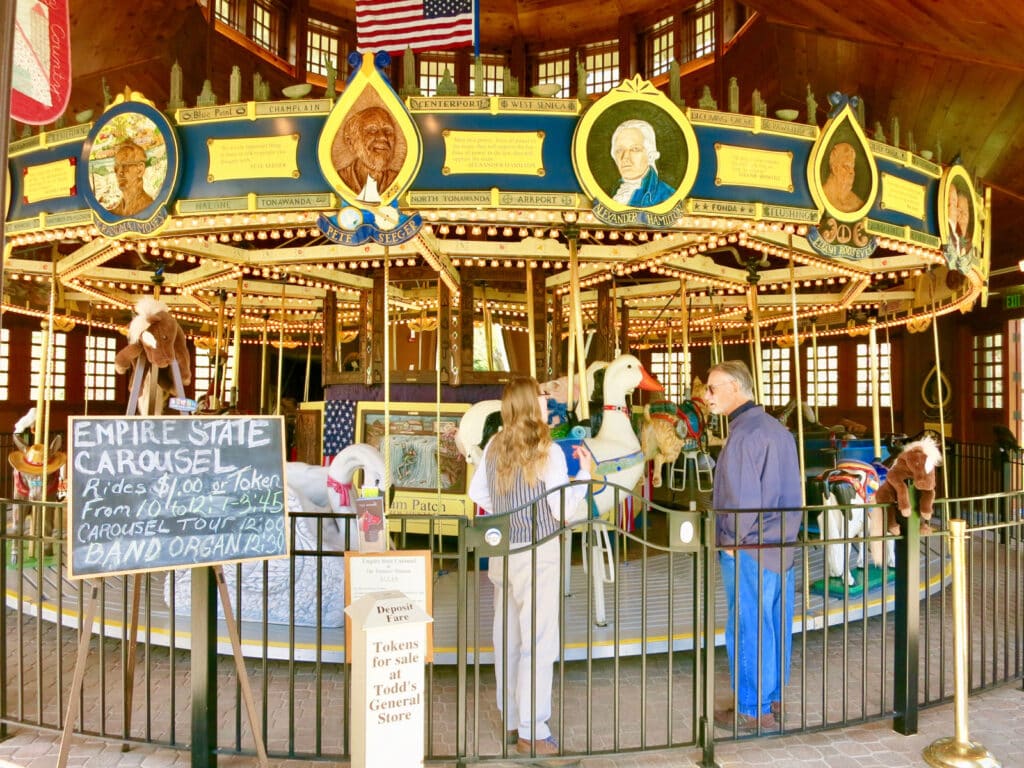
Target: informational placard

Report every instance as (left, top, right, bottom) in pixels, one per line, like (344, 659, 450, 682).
(345, 551, 433, 661)
(67, 415, 288, 579)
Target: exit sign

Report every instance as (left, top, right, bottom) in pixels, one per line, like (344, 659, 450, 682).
(1006, 294, 1022, 310)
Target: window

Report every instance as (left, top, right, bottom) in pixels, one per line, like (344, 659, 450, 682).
(583, 40, 619, 95)
(760, 347, 791, 407)
(535, 48, 570, 96)
(85, 335, 119, 402)
(214, 0, 240, 30)
(649, 351, 691, 402)
(681, 0, 714, 62)
(251, 0, 279, 52)
(472, 322, 510, 371)
(973, 333, 1003, 409)
(418, 52, 456, 97)
(193, 345, 236, 403)
(805, 344, 839, 407)
(647, 16, 674, 77)
(31, 330, 66, 401)
(476, 54, 506, 96)
(307, 17, 342, 76)
(0, 328, 8, 400)
(855, 342, 892, 408)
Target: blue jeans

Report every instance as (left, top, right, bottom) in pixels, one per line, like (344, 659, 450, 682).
(719, 550, 795, 717)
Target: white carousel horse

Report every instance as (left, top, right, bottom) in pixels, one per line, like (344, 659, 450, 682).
(163, 443, 387, 627)
(816, 460, 894, 586)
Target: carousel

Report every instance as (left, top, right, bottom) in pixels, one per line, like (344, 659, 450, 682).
(2, 51, 978, 659)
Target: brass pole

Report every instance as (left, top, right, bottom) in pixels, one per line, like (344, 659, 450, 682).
(383, 247, 391, 517)
(276, 284, 285, 415)
(568, 228, 588, 420)
(214, 291, 226, 405)
(929, 282, 951, 493)
(747, 282, 764, 403)
(304, 313, 314, 403)
(789, 245, 806, 505)
(810, 318, 820, 424)
(922, 519, 1001, 768)
(526, 263, 536, 379)
(231, 274, 243, 405)
(868, 317, 882, 460)
(259, 314, 269, 413)
(679, 279, 690, 396)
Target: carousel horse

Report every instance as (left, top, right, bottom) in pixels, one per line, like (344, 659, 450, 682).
(164, 443, 387, 627)
(455, 354, 661, 625)
(8, 420, 66, 561)
(640, 387, 711, 489)
(815, 459, 893, 586)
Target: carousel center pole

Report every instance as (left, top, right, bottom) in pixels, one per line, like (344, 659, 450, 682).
(868, 315, 882, 461)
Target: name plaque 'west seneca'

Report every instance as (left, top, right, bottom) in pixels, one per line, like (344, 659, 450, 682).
(67, 415, 288, 579)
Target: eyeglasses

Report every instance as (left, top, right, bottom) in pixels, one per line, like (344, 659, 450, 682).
(706, 380, 735, 395)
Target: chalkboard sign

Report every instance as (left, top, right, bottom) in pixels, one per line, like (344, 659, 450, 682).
(67, 415, 288, 579)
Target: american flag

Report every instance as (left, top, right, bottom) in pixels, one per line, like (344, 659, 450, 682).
(323, 400, 357, 461)
(356, 0, 475, 55)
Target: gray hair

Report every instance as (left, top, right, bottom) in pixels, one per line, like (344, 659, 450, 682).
(610, 119, 660, 169)
(709, 360, 755, 398)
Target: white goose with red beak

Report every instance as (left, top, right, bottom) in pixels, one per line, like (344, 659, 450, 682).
(580, 353, 663, 522)
(569, 354, 662, 626)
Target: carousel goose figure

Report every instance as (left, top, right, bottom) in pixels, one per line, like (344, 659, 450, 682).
(164, 443, 388, 627)
(570, 354, 662, 625)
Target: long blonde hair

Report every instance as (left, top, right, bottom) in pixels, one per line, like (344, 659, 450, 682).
(489, 377, 552, 495)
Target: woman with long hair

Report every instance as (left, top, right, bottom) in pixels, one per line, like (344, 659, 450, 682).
(468, 376, 592, 756)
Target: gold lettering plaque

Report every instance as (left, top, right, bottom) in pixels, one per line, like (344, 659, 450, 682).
(24, 158, 76, 203)
(207, 135, 300, 182)
(714, 145, 794, 191)
(442, 130, 545, 176)
(880, 173, 925, 219)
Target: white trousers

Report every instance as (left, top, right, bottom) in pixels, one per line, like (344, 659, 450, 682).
(488, 538, 560, 740)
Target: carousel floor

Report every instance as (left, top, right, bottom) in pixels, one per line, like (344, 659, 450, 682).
(5, 531, 950, 665)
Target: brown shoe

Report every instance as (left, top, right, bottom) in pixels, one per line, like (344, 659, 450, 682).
(517, 736, 559, 756)
(714, 707, 778, 732)
(506, 729, 519, 745)
(770, 700, 781, 718)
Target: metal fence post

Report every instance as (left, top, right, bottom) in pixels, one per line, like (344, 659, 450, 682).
(191, 566, 218, 767)
(892, 483, 920, 735)
(698, 507, 719, 768)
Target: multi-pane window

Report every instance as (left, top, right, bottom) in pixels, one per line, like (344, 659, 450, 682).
(855, 342, 892, 408)
(476, 54, 506, 96)
(584, 40, 619, 95)
(0, 328, 8, 400)
(30, 330, 66, 401)
(682, 0, 714, 62)
(535, 48, 570, 96)
(418, 53, 456, 96)
(307, 17, 342, 76)
(251, 0, 278, 52)
(973, 333, 1003, 408)
(647, 16, 675, 77)
(85, 335, 119, 401)
(193, 346, 236, 404)
(649, 351, 690, 403)
(214, 0, 240, 30)
(805, 344, 839, 407)
(760, 347, 791, 407)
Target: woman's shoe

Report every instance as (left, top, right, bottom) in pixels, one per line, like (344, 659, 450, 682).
(517, 735, 559, 755)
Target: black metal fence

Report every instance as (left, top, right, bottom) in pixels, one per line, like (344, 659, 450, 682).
(1, 442, 1022, 764)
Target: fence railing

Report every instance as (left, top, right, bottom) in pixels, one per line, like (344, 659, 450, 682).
(1, 442, 1022, 764)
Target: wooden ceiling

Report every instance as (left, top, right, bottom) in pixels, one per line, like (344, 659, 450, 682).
(51, 0, 1024, 301)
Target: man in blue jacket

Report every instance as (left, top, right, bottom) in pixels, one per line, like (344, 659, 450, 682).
(706, 360, 803, 732)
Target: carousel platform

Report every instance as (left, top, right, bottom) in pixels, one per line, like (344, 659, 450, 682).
(4, 529, 950, 665)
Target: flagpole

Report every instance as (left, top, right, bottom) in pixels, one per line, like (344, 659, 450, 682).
(473, 0, 480, 59)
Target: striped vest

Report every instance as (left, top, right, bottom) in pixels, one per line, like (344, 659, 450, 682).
(485, 456, 558, 545)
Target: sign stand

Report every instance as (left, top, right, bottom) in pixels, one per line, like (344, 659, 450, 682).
(56, 584, 100, 766)
(214, 564, 270, 767)
(123, 358, 193, 748)
(59, 362, 278, 766)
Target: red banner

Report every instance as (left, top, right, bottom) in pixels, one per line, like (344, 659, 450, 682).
(11, 0, 72, 125)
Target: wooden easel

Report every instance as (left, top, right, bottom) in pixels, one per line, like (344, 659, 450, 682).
(57, 360, 270, 767)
